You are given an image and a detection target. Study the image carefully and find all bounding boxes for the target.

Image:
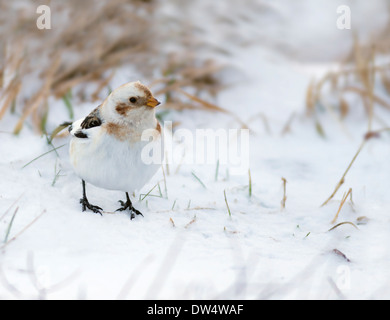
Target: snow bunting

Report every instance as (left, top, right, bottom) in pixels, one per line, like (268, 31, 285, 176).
(68, 81, 162, 219)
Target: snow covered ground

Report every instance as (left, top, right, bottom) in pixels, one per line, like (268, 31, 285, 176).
(1, 0, 390, 300)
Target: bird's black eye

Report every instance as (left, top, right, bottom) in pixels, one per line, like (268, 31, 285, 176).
(129, 97, 137, 103)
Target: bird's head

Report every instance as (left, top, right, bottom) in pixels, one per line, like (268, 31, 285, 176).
(102, 81, 160, 124)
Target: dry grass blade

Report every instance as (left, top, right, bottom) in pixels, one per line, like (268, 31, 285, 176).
(0, 78, 21, 120)
(281, 177, 287, 210)
(306, 35, 390, 129)
(1, 210, 47, 250)
(281, 112, 296, 135)
(0, 0, 161, 133)
(0, 194, 23, 222)
(185, 215, 197, 229)
(49, 122, 72, 143)
(321, 140, 365, 207)
(176, 88, 225, 112)
(91, 71, 116, 101)
(380, 70, 390, 94)
(339, 97, 350, 119)
(0, 1, 233, 133)
(176, 88, 248, 129)
(331, 188, 352, 224)
(14, 56, 61, 134)
(328, 221, 358, 232)
(305, 78, 317, 115)
(342, 86, 390, 111)
(252, 112, 271, 134)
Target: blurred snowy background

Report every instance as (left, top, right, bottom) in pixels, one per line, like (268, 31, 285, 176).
(0, 0, 390, 299)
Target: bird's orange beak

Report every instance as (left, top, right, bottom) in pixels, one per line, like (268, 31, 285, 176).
(146, 97, 161, 108)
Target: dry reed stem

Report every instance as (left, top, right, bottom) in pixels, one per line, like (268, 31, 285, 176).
(281, 112, 296, 135)
(246, 112, 271, 134)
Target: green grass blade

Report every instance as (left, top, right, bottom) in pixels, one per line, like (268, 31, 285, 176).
(62, 90, 74, 120)
(4, 207, 18, 243)
(224, 189, 231, 218)
(22, 144, 66, 169)
(191, 171, 207, 189)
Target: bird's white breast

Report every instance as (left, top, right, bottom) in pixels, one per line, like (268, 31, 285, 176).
(70, 126, 163, 192)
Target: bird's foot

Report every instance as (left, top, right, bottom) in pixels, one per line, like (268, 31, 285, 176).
(80, 197, 103, 216)
(116, 199, 143, 220)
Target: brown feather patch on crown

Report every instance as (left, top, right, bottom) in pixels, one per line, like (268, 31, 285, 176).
(134, 82, 152, 99)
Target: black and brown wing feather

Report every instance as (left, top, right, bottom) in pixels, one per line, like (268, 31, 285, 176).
(71, 105, 103, 139)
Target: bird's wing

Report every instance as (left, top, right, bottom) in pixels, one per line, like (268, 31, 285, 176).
(69, 105, 102, 139)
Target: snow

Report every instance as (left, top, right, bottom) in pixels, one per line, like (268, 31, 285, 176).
(1, 0, 390, 300)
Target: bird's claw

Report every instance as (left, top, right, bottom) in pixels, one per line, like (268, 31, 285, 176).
(116, 200, 126, 211)
(80, 198, 103, 216)
(116, 199, 143, 220)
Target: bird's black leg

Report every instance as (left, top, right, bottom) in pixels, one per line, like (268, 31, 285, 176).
(116, 192, 143, 220)
(80, 180, 103, 215)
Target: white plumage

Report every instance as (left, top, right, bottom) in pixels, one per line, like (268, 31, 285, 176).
(68, 81, 163, 217)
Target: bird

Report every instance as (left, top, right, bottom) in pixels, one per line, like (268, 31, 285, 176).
(67, 81, 163, 219)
